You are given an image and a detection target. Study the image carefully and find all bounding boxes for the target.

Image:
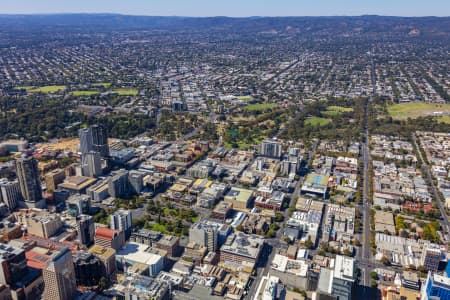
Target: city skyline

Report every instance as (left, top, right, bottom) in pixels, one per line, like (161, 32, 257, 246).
(0, 0, 449, 17)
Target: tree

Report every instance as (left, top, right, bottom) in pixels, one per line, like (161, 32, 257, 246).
(370, 271, 378, 280)
(380, 256, 391, 266)
(98, 276, 110, 292)
(370, 279, 378, 288)
(304, 236, 314, 249)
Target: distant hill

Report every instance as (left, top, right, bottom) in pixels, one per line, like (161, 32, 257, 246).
(0, 14, 448, 37)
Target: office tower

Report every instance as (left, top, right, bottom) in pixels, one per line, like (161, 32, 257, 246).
(108, 169, 129, 198)
(90, 124, 109, 158)
(72, 251, 102, 286)
(77, 214, 95, 246)
(0, 179, 22, 210)
(421, 246, 442, 272)
(422, 271, 450, 300)
(189, 221, 219, 252)
(42, 247, 77, 300)
(110, 209, 132, 238)
(15, 156, 44, 208)
(67, 194, 91, 217)
(79, 125, 109, 158)
(128, 170, 144, 194)
(82, 151, 102, 178)
(79, 127, 93, 156)
(0, 243, 28, 286)
(261, 140, 282, 159)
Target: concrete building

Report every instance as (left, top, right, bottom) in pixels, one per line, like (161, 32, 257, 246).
(189, 221, 220, 252)
(82, 151, 102, 178)
(0, 243, 28, 287)
(88, 245, 117, 279)
(15, 209, 63, 238)
(108, 169, 129, 198)
(421, 271, 450, 300)
(318, 255, 355, 300)
(114, 273, 169, 300)
(58, 176, 97, 195)
(116, 242, 164, 277)
(220, 232, 264, 267)
(94, 227, 125, 250)
(79, 124, 109, 158)
(72, 250, 102, 286)
(129, 170, 144, 194)
(0, 179, 22, 210)
(44, 168, 66, 192)
(67, 193, 91, 217)
(261, 140, 282, 159)
(16, 156, 45, 208)
(42, 247, 77, 300)
(86, 180, 110, 203)
(77, 214, 95, 246)
(110, 209, 132, 238)
(421, 246, 442, 272)
(224, 187, 253, 210)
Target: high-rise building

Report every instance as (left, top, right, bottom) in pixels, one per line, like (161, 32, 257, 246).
(0, 179, 22, 210)
(72, 251, 102, 287)
(260, 140, 282, 159)
(90, 124, 109, 158)
(189, 221, 219, 252)
(0, 243, 28, 286)
(88, 245, 117, 280)
(82, 151, 102, 178)
(67, 194, 91, 217)
(77, 214, 95, 246)
(79, 125, 109, 158)
(422, 271, 450, 300)
(421, 246, 442, 272)
(110, 209, 132, 238)
(79, 128, 92, 156)
(42, 247, 77, 300)
(108, 169, 129, 198)
(16, 156, 44, 208)
(129, 170, 144, 194)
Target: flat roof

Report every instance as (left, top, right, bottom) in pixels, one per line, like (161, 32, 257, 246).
(117, 242, 162, 266)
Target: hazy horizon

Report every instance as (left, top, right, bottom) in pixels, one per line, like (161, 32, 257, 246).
(0, 0, 449, 17)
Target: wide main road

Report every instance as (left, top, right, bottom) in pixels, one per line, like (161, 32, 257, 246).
(412, 134, 450, 242)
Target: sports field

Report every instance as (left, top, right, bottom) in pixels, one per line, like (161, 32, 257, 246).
(16, 85, 67, 93)
(70, 90, 100, 96)
(387, 102, 450, 120)
(305, 116, 332, 126)
(112, 88, 139, 96)
(244, 103, 277, 112)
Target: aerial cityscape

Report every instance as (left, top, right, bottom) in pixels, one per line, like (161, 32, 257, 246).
(0, 1, 449, 300)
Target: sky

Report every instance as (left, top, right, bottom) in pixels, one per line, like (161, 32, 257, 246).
(0, 0, 448, 17)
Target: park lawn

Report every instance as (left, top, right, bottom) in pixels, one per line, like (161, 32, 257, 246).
(70, 90, 100, 96)
(305, 117, 332, 127)
(15, 85, 67, 93)
(112, 88, 139, 96)
(148, 223, 167, 233)
(322, 105, 354, 116)
(387, 102, 450, 120)
(327, 106, 354, 112)
(436, 115, 450, 124)
(94, 82, 112, 88)
(236, 95, 253, 101)
(30, 85, 67, 93)
(15, 86, 36, 91)
(244, 103, 277, 112)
